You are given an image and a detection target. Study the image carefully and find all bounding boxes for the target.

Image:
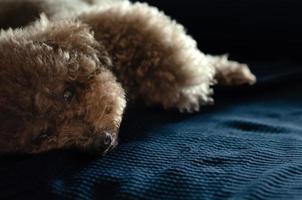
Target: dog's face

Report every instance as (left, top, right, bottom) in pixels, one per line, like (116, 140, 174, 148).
(0, 27, 126, 155)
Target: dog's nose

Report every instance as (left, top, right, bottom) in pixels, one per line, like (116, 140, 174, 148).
(91, 132, 113, 154)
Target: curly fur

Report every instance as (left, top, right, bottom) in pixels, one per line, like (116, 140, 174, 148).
(0, 0, 256, 155)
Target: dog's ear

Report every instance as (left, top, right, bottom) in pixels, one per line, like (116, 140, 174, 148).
(32, 14, 100, 55)
(0, 108, 26, 153)
(28, 14, 111, 68)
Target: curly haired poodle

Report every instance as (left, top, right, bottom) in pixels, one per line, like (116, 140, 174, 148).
(0, 0, 256, 155)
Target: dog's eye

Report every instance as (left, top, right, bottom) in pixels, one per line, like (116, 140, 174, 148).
(33, 128, 53, 145)
(63, 88, 75, 102)
(38, 132, 49, 140)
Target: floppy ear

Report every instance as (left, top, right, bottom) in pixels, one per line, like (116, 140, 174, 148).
(33, 15, 99, 54)
(28, 14, 112, 70)
(0, 108, 26, 153)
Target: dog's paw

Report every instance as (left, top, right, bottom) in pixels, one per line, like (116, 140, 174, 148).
(172, 84, 214, 113)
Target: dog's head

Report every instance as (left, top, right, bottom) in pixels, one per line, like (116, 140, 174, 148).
(0, 17, 126, 155)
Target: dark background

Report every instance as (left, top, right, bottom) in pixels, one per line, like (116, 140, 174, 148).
(1, 1, 302, 199)
(137, 0, 302, 61)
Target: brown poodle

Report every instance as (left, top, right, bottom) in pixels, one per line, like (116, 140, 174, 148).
(0, 0, 256, 155)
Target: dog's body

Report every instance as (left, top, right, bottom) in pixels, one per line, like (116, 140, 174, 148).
(0, 0, 255, 154)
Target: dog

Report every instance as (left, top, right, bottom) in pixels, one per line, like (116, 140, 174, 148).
(0, 0, 256, 155)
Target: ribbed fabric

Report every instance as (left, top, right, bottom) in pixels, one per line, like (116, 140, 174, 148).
(1, 61, 302, 200)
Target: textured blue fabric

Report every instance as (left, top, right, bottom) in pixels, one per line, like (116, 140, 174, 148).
(1, 61, 302, 200)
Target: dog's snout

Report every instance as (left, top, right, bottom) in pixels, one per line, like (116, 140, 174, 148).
(91, 132, 113, 154)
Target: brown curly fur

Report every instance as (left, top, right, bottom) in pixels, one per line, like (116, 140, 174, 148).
(0, 0, 256, 155)
(0, 17, 125, 154)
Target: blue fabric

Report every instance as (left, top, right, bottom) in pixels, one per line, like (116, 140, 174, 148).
(1, 61, 302, 200)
